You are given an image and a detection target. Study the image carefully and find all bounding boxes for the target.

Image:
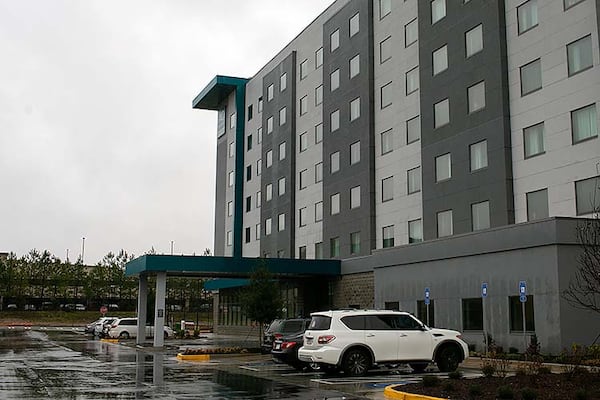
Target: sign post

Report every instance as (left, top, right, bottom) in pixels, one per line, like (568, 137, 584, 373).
(424, 287, 430, 326)
(519, 281, 527, 352)
(482, 282, 488, 356)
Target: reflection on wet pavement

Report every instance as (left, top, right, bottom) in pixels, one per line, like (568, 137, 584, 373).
(0, 329, 365, 399)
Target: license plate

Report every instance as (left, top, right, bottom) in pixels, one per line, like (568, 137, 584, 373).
(274, 343, 281, 350)
(306, 339, 313, 345)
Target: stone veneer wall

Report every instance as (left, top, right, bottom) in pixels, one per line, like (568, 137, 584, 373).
(332, 272, 374, 309)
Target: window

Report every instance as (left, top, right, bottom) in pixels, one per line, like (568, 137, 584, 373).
(470, 140, 488, 171)
(258, 97, 263, 113)
(315, 47, 323, 68)
(257, 127, 263, 144)
(299, 96, 308, 116)
(247, 104, 253, 121)
(315, 123, 323, 143)
(350, 186, 361, 209)
(266, 149, 272, 168)
(245, 196, 251, 213)
(383, 225, 394, 248)
(575, 176, 600, 215)
(407, 116, 421, 144)
(331, 110, 340, 132)
(255, 223, 261, 240)
(472, 201, 490, 231)
(350, 232, 361, 254)
(406, 67, 419, 95)
(431, 0, 446, 24)
(315, 85, 323, 105)
(380, 37, 392, 63)
(300, 59, 308, 80)
(279, 107, 287, 126)
(520, 59, 542, 96)
(382, 176, 394, 202)
(571, 104, 598, 143)
(330, 151, 340, 173)
(409, 219, 423, 243)
(315, 201, 323, 222)
(564, 0, 585, 9)
(245, 227, 251, 243)
(299, 169, 308, 190)
(527, 188, 548, 221)
(330, 69, 340, 91)
(432, 45, 448, 75)
(523, 122, 545, 158)
(265, 218, 272, 235)
(330, 237, 340, 258)
(349, 13, 359, 37)
(230, 113, 236, 129)
(267, 84, 274, 101)
(379, 0, 391, 19)
(509, 295, 535, 331)
(568, 35, 593, 76)
(434, 99, 450, 128)
(266, 183, 273, 201)
(350, 54, 360, 78)
(247, 134, 253, 151)
(330, 29, 340, 51)
(279, 142, 286, 161)
(280, 73, 287, 92)
(385, 302, 400, 311)
(405, 18, 418, 47)
(315, 162, 323, 183)
(228, 171, 234, 187)
(381, 82, 393, 109)
(468, 81, 485, 113)
(278, 213, 285, 231)
(437, 209, 453, 237)
(228, 142, 235, 158)
(465, 24, 483, 57)
(518, 0, 538, 35)
(246, 165, 252, 181)
(299, 207, 307, 227)
(278, 177, 286, 196)
(407, 167, 421, 194)
(330, 193, 340, 215)
(381, 129, 393, 154)
(350, 97, 361, 121)
(299, 132, 307, 153)
(298, 246, 307, 259)
(436, 153, 452, 182)
(462, 298, 483, 330)
(226, 230, 232, 246)
(315, 242, 323, 259)
(256, 191, 261, 208)
(227, 201, 233, 217)
(267, 116, 274, 134)
(417, 300, 435, 327)
(350, 141, 360, 165)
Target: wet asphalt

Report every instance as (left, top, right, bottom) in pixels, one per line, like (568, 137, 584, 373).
(0, 328, 479, 399)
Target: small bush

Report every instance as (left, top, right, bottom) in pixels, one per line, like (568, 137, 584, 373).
(448, 370, 463, 379)
(497, 385, 514, 399)
(469, 384, 482, 398)
(422, 375, 440, 387)
(443, 381, 455, 392)
(521, 387, 537, 400)
(481, 363, 496, 377)
(575, 389, 588, 400)
(509, 346, 519, 354)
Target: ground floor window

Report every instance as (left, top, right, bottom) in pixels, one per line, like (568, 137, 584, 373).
(462, 298, 483, 331)
(509, 295, 535, 332)
(417, 300, 435, 327)
(384, 301, 399, 311)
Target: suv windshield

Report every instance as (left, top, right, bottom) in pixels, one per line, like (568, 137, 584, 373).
(308, 315, 331, 330)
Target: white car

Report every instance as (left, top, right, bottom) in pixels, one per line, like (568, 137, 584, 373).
(106, 317, 174, 339)
(297, 309, 469, 376)
(85, 317, 117, 335)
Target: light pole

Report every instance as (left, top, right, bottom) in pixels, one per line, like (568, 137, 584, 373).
(170, 240, 174, 256)
(81, 237, 85, 264)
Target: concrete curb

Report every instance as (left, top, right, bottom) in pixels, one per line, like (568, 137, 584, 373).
(100, 338, 119, 343)
(176, 353, 210, 362)
(384, 385, 444, 400)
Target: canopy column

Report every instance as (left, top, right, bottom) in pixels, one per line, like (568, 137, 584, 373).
(153, 271, 167, 347)
(136, 274, 148, 345)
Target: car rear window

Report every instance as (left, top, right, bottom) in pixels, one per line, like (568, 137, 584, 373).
(266, 319, 283, 333)
(308, 315, 331, 330)
(280, 320, 304, 333)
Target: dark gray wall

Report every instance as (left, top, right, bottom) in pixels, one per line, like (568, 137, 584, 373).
(214, 133, 228, 256)
(322, 0, 375, 258)
(260, 52, 297, 258)
(418, 0, 514, 240)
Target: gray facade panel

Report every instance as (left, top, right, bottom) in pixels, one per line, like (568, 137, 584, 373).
(260, 52, 297, 258)
(214, 136, 227, 256)
(322, 0, 375, 258)
(419, 0, 513, 240)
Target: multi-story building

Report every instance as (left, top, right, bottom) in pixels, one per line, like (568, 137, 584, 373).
(194, 0, 600, 353)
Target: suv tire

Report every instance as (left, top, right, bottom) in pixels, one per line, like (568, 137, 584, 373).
(436, 345, 461, 372)
(409, 362, 428, 373)
(342, 348, 371, 377)
(119, 331, 130, 339)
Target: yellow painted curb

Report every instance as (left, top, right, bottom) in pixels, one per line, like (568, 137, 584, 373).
(176, 353, 211, 362)
(100, 339, 119, 343)
(384, 385, 445, 400)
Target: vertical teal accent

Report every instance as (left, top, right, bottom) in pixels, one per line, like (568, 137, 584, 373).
(233, 83, 246, 259)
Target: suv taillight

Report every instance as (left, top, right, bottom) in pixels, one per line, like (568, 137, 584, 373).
(274, 333, 283, 339)
(318, 335, 335, 344)
(282, 341, 296, 349)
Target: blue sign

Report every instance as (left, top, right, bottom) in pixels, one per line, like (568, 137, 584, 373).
(482, 282, 488, 298)
(520, 294, 527, 303)
(519, 281, 527, 303)
(424, 287, 430, 306)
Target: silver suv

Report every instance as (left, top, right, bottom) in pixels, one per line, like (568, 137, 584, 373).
(297, 309, 469, 376)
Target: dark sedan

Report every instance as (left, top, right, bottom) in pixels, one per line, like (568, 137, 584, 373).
(271, 331, 307, 370)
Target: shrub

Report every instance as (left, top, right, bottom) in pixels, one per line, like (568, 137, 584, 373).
(448, 370, 463, 379)
(525, 335, 541, 358)
(509, 346, 519, 354)
(422, 375, 440, 387)
(469, 384, 482, 398)
(521, 387, 537, 400)
(481, 363, 496, 377)
(497, 385, 514, 399)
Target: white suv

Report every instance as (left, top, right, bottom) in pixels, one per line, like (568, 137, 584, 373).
(297, 309, 469, 376)
(106, 317, 174, 339)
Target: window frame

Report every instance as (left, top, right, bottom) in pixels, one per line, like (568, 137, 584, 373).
(382, 176, 394, 202)
(517, 0, 539, 35)
(571, 103, 598, 144)
(407, 167, 422, 194)
(520, 58, 542, 96)
(523, 122, 545, 159)
(567, 34, 594, 77)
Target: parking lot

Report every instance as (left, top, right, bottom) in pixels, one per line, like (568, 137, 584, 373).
(0, 327, 481, 399)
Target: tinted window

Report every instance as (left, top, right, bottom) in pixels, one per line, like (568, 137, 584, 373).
(366, 315, 396, 330)
(309, 316, 331, 330)
(396, 315, 422, 330)
(280, 320, 304, 334)
(342, 315, 366, 330)
(121, 319, 136, 326)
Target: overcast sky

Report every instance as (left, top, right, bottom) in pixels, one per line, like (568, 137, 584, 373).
(0, 0, 332, 264)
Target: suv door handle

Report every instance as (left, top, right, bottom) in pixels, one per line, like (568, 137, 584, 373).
(366, 333, 375, 337)
(399, 333, 408, 337)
